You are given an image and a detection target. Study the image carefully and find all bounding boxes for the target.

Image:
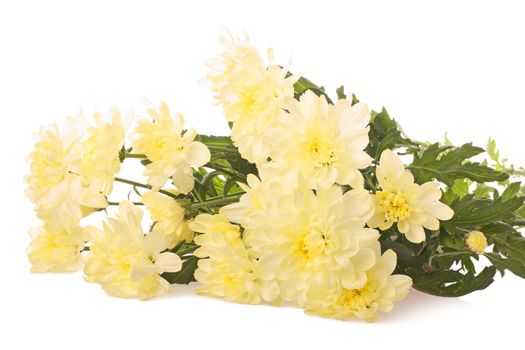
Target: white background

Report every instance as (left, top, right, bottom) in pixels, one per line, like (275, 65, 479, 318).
(1, 0, 524, 349)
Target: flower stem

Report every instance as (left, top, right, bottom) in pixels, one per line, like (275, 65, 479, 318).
(113, 177, 178, 199)
(205, 164, 245, 181)
(124, 152, 147, 159)
(427, 250, 471, 266)
(207, 146, 238, 154)
(506, 168, 525, 177)
(108, 201, 144, 206)
(190, 194, 242, 210)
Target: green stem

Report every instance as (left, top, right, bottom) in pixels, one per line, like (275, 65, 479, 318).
(190, 194, 242, 210)
(205, 164, 245, 180)
(108, 201, 144, 206)
(190, 189, 213, 214)
(203, 192, 245, 202)
(506, 168, 525, 177)
(207, 146, 238, 154)
(176, 244, 198, 256)
(114, 177, 178, 199)
(428, 250, 471, 266)
(124, 152, 147, 159)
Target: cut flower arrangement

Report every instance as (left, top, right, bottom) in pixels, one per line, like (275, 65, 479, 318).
(26, 31, 525, 322)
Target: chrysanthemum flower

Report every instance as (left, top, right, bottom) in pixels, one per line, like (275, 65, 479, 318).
(367, 149, 454, 243)
(267, 91, 372, 189)
(25, 118, 107, 224)
(26, 117, 83, 207)
(191, 214, 280, 304)
(80, 108, 131, 196)
(84, 201, 182, 300)
(131, 102, 210, 193)
(219, 165, 298, 231)
(27, 223, 93, 273)
(305, 243, 412, 322)
(207, 31, 298, 164)
(142, 191, 193, 248)
(232, 184, 378, 306)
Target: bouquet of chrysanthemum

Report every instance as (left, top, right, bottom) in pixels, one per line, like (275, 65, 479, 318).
(25, 30, 525, 322)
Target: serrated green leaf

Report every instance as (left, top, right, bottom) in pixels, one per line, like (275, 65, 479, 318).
(409, 143, 508, 185)
(492, 232, 525, 265)
(481, 222, 519, 236)
(501, 182, 521, 201)
(351, 93, 360, 106)
(336, 85, 346, 100)
(366, 108, 412, 160)
(452, 179, 470, 198)
(485, 253, 525, 278)
(379, 238, 416, 260)
(441, 232, 465, 250)
(473, 183, 496, 199)
(516, 204, 525, 219)
(195, 134, 233, 147)
(161, 256, 199, 284)
(292, 76, 333, 104)
(410, 266, 496, 297)
(444, 194, 524, 233)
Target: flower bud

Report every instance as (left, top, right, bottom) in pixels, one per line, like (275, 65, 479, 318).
(465, 231, 488, 254)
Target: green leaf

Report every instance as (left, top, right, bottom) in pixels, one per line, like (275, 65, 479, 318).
(336, 85, 346, 100)
(481, 222, 519, 236)
(451, 179, 470, 198)
(444, 193, 525, 234)
(366, 108, 410, 160)
(379, 238, 416, 260)
(501, 182, 521, 201)
(196, 133, 257, 182)
(485, 253, 525, 278)
(486, 137, 500, 162)
(292, 76, 333, 104)
(473, 183, 496, 199)
(351, 93, 360, 106)
(441, 232, 465, 250)
(516, 204, 525, 219)
(161, 256, 199, 285)
(223, 178, 241, 197)
(195, 134, 234, 147)
(409, 143, 508, 185)
(409, 266, 496, 297)
(492, 232, 525, 265)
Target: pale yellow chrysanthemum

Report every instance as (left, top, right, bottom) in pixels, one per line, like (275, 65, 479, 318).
(241, 185, 378, 306)
(207, 31, 262, 100)
(219, 165, 298, 231)
(80, 108, 130, 196)
(305, 244, 412, 322)
(141, 191, 193, 248)
(267, 90, 372, 189)
(465, 231, 488, 254)
(84, 201, 182, 300)
(25, 117, 83, 207)
(26, 118, 107, 225)
(207, 31, 298, 164)
(367, 149, 454, 243)
(191, 214, 280, 304)
(27, 223, 93, 273)
(131, 102, 210, 193)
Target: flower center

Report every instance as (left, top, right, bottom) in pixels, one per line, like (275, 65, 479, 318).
(338, 283, 378, 312)
(306, 137, 336, 167)
(148, 136, 184, 161)
(377, 191, 412, 222)
(237, 85, 262, 115)
(32, 140, 68, 189)
(292, 230, 327, 264)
